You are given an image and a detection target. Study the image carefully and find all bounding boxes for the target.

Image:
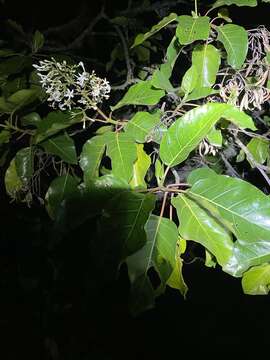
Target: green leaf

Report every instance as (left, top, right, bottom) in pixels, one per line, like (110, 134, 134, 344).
(0, 129, 10, 145)
(192, 44, 221, 87)
(127, 214, 179, 314)
(45, 174, 79, 219)
(5, 159, 23, 198)
(124, 110, 161, 143)
(130, 144, 151, 189)
(151, 69, 174, 92)
(35, 111, 83, 143)
(206, 128, 223, 147)
(155, 159, 164, 186)
(0, 56, 31, 77)
(242, 263, 270, 295)
(188, 168, 270, 276)
(176, 16, 210, 45)
(167, 238, 188, 297)
(186, 87, 219, 101)
(106, 132, 137, 183)
(79, 134, 106, 184)
(32, 30, 45, 53)
(131, 13, 178, 48)
(101, 192, 156, 257)
(40, 133, 77, 164)
(246, 138, 269, 167)
(181, 66, 198, 95)
(211, 0, 257, 9)
(111, 81, 165, 111)
(217, 24, 248, 69)
(15, 147, 34, 185)
(172, 195, 234, 268)
(7, 89, 38, 111)
(160, 103, 255, 167)
(21, 112, 42, 127)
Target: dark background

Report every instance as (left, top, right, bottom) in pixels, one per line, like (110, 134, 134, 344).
(1, 0, 270, 359)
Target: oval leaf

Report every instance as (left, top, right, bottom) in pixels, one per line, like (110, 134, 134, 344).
(40, 133, 77, 164)
(176, 16, 210, 45)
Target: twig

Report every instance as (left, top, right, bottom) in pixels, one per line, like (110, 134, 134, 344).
(220, 152, 241, 178)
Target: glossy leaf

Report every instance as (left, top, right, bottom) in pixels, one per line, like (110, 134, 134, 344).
(242, 263, 270, 295)
(246, 138, 269, 167)
(7, 89, 38, 111)
(131, 13, 178, 48)
(15, 147, 33, 185)
(172, 194, 234, 268)
(217, 24, 248, 69)
(192, 44, 221, 87)
(188, 168, 270, 276)
(45, 174, 79, 219)
(21, 112, 42, 127)
(211, 0, 257, 9)
(106, 132, 137, 183)
(124, 110, 161, 143)
(130, 144, 151, 189)
(127, 214, 179, 314)
(176, 16, 210, 45)
(181, 66, 198, 95)
(40, 133, 77, 164)
(186, 87, 219, 101)
(79, 134, 106, 184)
(111, 81, 165, 111)
(160, 103, 255, 167)
(207, 128, 223, 147)
(35, 111, 83, 143)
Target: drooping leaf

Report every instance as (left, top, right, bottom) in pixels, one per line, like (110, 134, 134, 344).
(192, 44, 221, 87)
(111, 81, 165, 111)
(160, 103, 255, 167)
(127, 214, 179, 314)
(130, 144, 151, 189)
(106, 132, 137, 183)
(45, 174, 79, 219)
(79, 134, 106, 184)
(181, 66, 198, 95)
(211, 0, 257, 9)
(188, 168, 270, 276)
(5, 159, 24, 198)
(217, 24, 248, 69)
(124, 110, 161, 143)
(35, 111, 83, 143)
(176, 16, 210, 45)
(172, 194, 234, 268)
(40, 133, 77, 164)
(15, 147, 34, 185)
(131, 13, 178, 48)
(242, 263, 270, 295)
(246, 138, 269, 167)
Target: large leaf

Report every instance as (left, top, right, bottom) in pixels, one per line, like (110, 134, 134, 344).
(111, 81, 165, 111)
(211, 0, 257, 9)
(160, 103, 255, 167)
(242, 263, 270, 295)
(131, 13, 178, 48)
(130, 144, 151, 189)
(188, 168, 270, 276)
(127, 214, 179, 314)
(176, 16, 210, 45)
(79, 134, 106, 184)
(40, 133, 77, 164)
(217, 24, 248, 69)
(106, 132, 137, 182)
(35, 111, 83, 143)
(15, 147, 34, 185)
(172, 195, 234, 268)
(124, 110, 161, 143)
(192, 44, 221, 87)
(45, 174, 79, 219)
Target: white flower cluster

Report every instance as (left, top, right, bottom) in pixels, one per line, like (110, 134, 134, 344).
(33, 58, 111, 111)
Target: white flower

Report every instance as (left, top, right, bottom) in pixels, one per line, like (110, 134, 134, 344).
(64, 88, 74, 100)
(76, 72, 89, 88)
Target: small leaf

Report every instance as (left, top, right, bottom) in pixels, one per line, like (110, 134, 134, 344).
(130, 144, 151, 189)
(124, 110, 161, 143)
(211, 0, 257, 9)
(155, 159, 164, 186)
(186, 87, 219, 101)
(181, 66, 198, 95)
(21, 112, 42, 127)
(242, 263, 270, 295)
(111, 81, 165, 111)
(5, 159, 23, 198)
(79, 134, 106, 184)
(32, 30, 45, 53)
(246, 138, 269, 167)
(106, 132, 137, 183)
(15, 147, 34, 185)
(131, 13, 178, 48)
(192, 44, 221, 87)
(0, 129, 10, 145)
(207, 128, 223, 147)
(40, 133, 77, 164)
(176, 16, 210, 45)
(217, 24, 248, 69)
(7, 89, 38, 111)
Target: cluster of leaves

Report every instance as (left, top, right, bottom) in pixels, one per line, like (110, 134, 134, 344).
(1, 0, 270, 315)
